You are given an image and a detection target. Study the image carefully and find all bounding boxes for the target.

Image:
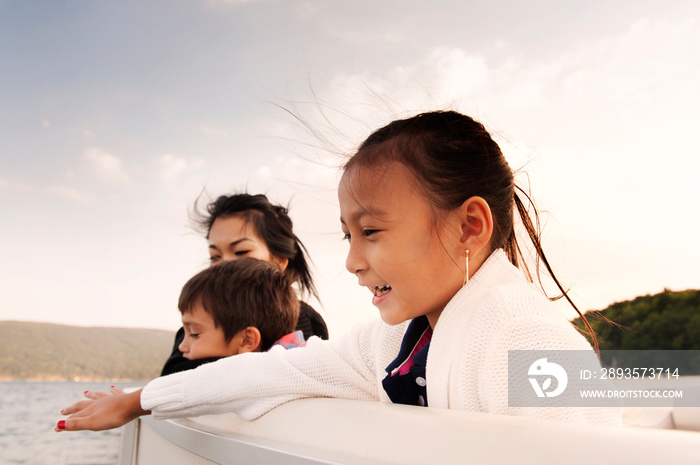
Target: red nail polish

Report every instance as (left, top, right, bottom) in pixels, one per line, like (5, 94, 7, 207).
(57, 420, 66, 430)
(84, 390, 89, 395)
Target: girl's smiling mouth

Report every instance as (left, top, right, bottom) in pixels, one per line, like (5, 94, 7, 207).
(371, 284, 392, 306)
(373, 284, 392, 296)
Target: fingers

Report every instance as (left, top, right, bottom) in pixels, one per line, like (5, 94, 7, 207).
(57, 415, 122, 432)
(83, 386, 124, 399)
(56, 416, 100, 432)
(84, 390, 109, 400)
(56, 402, 117, 432)
(60, 399, 95, 416)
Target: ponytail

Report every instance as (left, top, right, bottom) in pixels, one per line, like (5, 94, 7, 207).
(511, 188, 599, 352)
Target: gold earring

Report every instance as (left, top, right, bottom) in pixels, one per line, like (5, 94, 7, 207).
(463, 250, 470, 286)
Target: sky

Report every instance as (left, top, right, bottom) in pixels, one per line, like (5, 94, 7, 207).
(1, 0, 699, 336)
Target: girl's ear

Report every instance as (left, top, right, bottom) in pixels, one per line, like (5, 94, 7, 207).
(271, 254, 289, 273)
(236, 326, 262, 354)
(457, 196, 494, 256)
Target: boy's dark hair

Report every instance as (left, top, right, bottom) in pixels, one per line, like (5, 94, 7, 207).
(178, 258, 300, 351)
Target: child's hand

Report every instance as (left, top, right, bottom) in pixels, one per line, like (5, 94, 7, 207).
(56, 389, 149, 432)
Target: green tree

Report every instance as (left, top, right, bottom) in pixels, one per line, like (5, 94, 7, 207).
(573, 289, 700, 374)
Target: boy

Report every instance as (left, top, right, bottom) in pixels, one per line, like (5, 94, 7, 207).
(174, 257, 303, 372)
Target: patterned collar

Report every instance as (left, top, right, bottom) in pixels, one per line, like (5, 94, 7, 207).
(270, 330, 306, 350)
(382, 316, 433, 406)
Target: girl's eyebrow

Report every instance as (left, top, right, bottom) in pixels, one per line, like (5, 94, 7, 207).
(340, 206, 389, 225)
(209, 238, 253, 250)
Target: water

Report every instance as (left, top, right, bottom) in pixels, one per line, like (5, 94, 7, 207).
(0, 381, 145, 465)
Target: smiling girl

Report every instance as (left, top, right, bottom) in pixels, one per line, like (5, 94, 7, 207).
(57, 111, 619, 431)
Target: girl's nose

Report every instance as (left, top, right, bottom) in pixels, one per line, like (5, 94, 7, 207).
(178, 338, 189, 354)
(220, 252, 236, 263)
(345, 243, 367, 276)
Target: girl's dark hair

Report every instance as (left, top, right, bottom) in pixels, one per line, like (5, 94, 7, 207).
(192, 193, 318, 300)
(178, 258, 300, 351)
(346, 110, 597, 350)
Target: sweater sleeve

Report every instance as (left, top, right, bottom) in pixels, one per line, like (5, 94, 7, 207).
(142, 318, 403, 420)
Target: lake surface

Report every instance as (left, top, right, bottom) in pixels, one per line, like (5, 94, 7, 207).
(0, 381, 145, 465)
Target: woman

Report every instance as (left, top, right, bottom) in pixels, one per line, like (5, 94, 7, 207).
(160, 193, 328, 375)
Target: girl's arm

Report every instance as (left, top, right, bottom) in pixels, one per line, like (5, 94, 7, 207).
(57, 318, 405, 430)
(143, 318, 404, 421)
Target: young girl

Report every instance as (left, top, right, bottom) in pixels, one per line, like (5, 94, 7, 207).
(57, 111, 620, 431)
(160, 193, 328, 375)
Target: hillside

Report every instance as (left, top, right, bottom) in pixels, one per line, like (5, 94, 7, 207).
(572, 288, 700, 350)
(0, 321, 176, 381)
(572, 289, 700, 374)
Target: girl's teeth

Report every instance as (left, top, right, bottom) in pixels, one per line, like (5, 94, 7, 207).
(374, 285, 391, 296)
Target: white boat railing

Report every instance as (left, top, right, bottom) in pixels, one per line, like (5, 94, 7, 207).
(119, 397, 700, 465)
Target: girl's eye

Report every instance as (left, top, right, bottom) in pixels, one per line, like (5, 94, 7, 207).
(209, 256, 221, 263)
(234, 250, 250, 256)
(190, 333, 199, 339)
(342, 230, 379, 241)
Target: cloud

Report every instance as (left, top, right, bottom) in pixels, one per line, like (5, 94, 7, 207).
(44, 185, 95, 205)
(202, 0, 261, 8)
(275, 14, 700, 181)
(42, 171, 95, 204)
(157, 154, 206, 188)
(425, 48, 490, 96)
(0, 176, 32, 192)
(199, 125, 228, 137)
(83, 147, 130, 186)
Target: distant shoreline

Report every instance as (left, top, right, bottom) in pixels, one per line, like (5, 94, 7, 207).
(1, 321, 173, 381)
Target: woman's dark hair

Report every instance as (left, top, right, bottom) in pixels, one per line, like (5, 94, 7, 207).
(192, 193, 318, 300)
(178, 258, 300, 351)
(345, 110, 597, 350)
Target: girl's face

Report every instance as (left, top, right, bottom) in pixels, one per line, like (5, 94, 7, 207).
(208, 215, 274, 267)
(179, 303, 242, 360)
(339, 163, 464, 328)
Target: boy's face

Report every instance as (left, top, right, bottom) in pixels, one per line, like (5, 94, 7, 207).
(179, 303, 243, 360)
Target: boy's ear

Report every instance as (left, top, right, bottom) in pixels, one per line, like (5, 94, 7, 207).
(457, 196, 493, 256)
(235, 326, 262, 354)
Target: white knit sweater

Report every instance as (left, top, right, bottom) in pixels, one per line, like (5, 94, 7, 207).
(142, 250, 620, 425)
